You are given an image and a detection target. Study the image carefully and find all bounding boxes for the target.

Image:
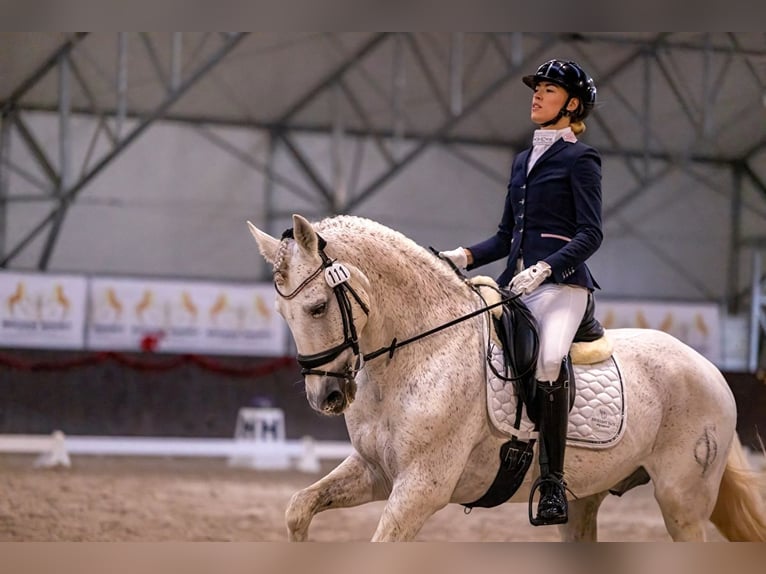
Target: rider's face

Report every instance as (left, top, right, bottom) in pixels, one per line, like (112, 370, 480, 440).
(530, 81, 577, 128)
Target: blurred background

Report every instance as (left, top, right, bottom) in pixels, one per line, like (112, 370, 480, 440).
(0, 32, 764, 450)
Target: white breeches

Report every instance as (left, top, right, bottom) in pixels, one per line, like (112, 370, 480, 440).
(521, 283, 588, 382)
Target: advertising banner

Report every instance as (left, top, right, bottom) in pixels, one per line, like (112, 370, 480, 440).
(87, 277, 287, 356)
(0, 268, 724, 366)
(597, 299, 720, 364)
(0, 271, 88, 349)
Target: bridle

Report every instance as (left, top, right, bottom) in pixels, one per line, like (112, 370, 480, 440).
(275, 229, 369, 381)
(275, 229, 517, 383)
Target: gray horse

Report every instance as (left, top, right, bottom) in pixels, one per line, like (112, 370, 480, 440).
(247, 213, 766, 542)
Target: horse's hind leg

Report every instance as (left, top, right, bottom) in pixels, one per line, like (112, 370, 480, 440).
(558, 491, 608, 541)
(651, 477, 715, 541)
(646, 441, 727, 541)
(285, 453, 386, 541)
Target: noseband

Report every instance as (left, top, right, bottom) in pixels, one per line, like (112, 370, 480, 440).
(275, 229, 369, 380)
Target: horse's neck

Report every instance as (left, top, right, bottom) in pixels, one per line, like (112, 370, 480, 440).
(340, 238, 475, 355)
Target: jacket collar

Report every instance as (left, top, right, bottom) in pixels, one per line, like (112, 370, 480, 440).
(526, 137, 571, 176)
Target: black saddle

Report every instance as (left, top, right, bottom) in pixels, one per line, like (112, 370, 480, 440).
(493, 290, 604, 423)
(574, 292, 604, 343)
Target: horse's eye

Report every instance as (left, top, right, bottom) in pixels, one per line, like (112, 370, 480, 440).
(309, 302, 327, 318)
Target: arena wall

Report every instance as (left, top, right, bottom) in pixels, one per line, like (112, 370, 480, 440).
(0, 349, 348, 441)
(0, 349, 763, 449)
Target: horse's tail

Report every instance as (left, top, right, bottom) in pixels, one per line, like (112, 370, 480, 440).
(710, 434, 766, 541)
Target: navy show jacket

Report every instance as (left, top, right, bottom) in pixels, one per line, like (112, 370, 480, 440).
(467, 137, 603, 290)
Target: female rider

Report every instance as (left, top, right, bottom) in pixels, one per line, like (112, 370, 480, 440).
(441, 59, 602, 526)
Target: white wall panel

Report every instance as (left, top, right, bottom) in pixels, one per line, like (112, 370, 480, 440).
(3, 112, 761, 305)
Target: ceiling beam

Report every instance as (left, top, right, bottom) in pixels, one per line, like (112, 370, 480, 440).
(276, 33, 389, 125)
(269, 33, 390, 207)
(744, 138, 766, 162)
(0, 33, 88, 117)
(1, 33, 249, 268)
(743, 162, 766, 200)
(342, 36, 559, 214)
(9, 101, 743, 167)
(546, 32, 766, 58)
(11, 112, 60, 186)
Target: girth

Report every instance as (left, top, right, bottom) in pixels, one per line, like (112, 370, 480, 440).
(463, 437, 536, 510)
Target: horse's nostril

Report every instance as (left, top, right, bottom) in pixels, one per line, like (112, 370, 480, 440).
(324, 390, 344, 412)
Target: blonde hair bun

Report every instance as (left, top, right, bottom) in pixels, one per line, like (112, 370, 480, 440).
(570, 120, 586, 135)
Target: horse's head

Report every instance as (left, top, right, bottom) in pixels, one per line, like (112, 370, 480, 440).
(247, 214, 371, 416)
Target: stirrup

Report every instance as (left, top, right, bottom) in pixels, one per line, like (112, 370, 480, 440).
(528, 475, 568, 527)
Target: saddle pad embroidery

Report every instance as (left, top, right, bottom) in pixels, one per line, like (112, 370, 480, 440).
(486, 342, 627, 449)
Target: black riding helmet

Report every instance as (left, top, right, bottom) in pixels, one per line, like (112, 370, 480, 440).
(523, 59, 597, 126)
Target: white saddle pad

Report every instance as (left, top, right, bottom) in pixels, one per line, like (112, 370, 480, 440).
(486, 342, 627, 449)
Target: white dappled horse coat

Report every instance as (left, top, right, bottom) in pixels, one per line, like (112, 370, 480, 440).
(248, 214, 766, 542)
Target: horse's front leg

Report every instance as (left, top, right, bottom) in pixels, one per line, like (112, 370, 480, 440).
(285, 452, 385, 541)
(371, 467, 457, 541)
(558, 491, 608, 541)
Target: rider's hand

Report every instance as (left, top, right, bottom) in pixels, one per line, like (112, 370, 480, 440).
(510, 261, 552, 295)
(439, 247, 469, 270)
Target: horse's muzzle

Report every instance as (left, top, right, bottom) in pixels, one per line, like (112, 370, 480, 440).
(307, 372, 357, 416)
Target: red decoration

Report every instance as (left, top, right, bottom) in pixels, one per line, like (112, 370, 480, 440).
(0, 351, 295, 378)
(139, 330, 166, 353)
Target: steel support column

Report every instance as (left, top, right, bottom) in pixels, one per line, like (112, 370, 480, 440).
(38, 52, 73, 269)
(261, 131, 279, 280)
(330, 84, 346, 211)
(642, 50, 653, 178)
(728, 165, 744, 313)
(391, 33, 406, 156)
(449, 33, 464, 116)
(749, 251, 766, 372)
(0, 117, 10, 258)
(116, 32, 128, 138)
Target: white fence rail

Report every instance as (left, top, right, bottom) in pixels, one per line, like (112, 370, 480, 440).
(0, 431, 354, 473)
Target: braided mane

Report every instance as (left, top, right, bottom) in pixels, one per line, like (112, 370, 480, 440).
(274, 215, 467, 293)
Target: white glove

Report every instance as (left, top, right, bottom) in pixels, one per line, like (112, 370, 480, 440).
(510, 261, 552, 295)
(439, 247, 468, 269)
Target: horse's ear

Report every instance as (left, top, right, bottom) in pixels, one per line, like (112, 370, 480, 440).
(246, 221, 280, 264)
(292, 214, 318, 255)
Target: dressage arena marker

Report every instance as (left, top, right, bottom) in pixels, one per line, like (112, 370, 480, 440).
(228, 407, 290, 470)
(0, 430, 353, 472)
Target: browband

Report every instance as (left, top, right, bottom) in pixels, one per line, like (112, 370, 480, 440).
(281, 227, 327, 250)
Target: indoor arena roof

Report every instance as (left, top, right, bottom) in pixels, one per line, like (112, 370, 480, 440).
(1, 32, 765, 162)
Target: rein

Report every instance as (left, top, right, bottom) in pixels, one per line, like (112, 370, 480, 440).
(362, 297, 511, 361)
(276, 229, 517, 380)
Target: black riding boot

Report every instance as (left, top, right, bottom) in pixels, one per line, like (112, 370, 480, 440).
(531, 358, 570, 526)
